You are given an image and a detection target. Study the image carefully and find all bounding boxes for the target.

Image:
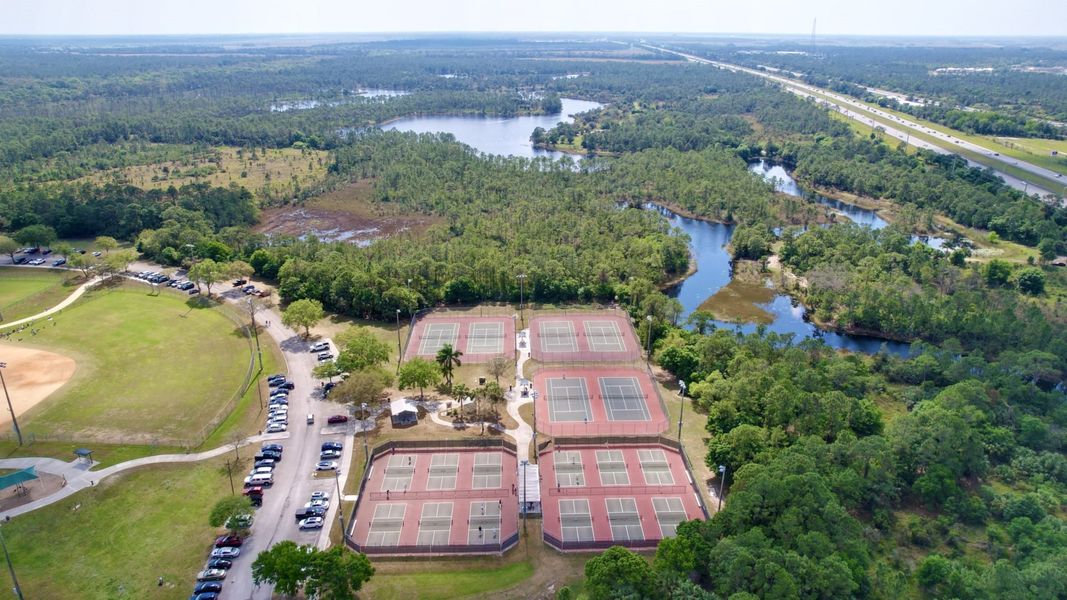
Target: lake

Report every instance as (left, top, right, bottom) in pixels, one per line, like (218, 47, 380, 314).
(383, 98, 603, 159)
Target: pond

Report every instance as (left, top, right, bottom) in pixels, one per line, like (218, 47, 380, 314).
(382, 98, 603, 159)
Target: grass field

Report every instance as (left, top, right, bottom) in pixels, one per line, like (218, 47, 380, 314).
(9, 284, 252, 445)
(0, 268, 78, 324)
(0, 458, 239, 600)
(78, 145, 330, 202)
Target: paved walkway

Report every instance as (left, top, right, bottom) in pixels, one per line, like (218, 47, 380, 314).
(0, 431, 289, 519)
(1, 274, 103, 330)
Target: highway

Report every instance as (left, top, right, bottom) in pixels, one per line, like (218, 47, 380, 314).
(644, 44, 1064, 200)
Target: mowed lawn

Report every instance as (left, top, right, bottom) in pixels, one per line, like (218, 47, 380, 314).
(17, 285, 252, 444)
(0, 459, 235, 600)
(0, 267, 78, 324)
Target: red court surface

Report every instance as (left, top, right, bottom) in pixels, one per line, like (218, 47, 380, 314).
(532, 367, 668, 436)
(348, 445, 520, 555)
(540, 441, 707, 551)
(528, 313, 641, 363)
(403, 315, 516, 363)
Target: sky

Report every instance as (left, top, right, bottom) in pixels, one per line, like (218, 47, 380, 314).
(4, 0, 1066, 37)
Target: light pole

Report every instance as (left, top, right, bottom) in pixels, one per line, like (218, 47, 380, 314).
(361, 403, 370, 467)
(334, 470, 348, 544)
(717, 464, 727, 512)
(516, 273, 527, 328)
(645, 315, 653, 362)
(0, 524, 24, 600)
(677, 380, 687, 440)
(247, 299, 264, 373)
(0, 363, 22, 446)
(395, 309, 402, 374)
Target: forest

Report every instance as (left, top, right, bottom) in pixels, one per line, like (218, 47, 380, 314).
(2, 36, 1066, 599)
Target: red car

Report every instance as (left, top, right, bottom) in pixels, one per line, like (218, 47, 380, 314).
(214, 535, 244, 548)
(327, 415, 349, 424)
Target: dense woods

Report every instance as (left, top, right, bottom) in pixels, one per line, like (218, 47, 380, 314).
(2, 36, 1067, 599)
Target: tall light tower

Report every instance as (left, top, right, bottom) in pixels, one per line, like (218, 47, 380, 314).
(0, 363, 22, 446)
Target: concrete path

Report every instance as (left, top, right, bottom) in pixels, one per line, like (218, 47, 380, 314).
(0, 431, 289, 519)
(0, 275, 103, 330)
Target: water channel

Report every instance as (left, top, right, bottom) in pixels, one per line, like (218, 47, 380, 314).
(381, 104, 911, 354)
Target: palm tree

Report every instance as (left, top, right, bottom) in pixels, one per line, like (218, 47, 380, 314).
(435, 344, 463, 389)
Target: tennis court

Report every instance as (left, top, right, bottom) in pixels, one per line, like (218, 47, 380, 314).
(404, 315, 516, 363)
(529, 313, 640, 362)
(606, 498, 644, 542)
(546, 377, 592, 423)
(417, 323, 459, 356)
(350, 445, 520, 555)
(467, 500, 502, 545)
(540, 442, 708, 551)
(559, 499, 595, 543)
(426, 453, 459, 491)
(367, 503, 407, 546)
(472, 452, 503, 489)
(533, 367, 668, 436)
(600, 376, 652, 421)
(416, 502, 454, 545)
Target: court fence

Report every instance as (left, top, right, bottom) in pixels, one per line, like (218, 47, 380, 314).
(543, 531, 661, 552)
(345, 438, 520, 556)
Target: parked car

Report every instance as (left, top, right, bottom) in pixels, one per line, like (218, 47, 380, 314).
(196, 569, 227, 581)
(193, 581, 223, 594)
(12, 256, 26, 264)
(317, 353, 334, 362)
(250, 466, 274, 476)
(310, 491, 330, 502)
(327, 415, 349, 424)
(276, 381, 295, 390)
(316, 461, 338, 471)
(261, 444, 283, 454)
(210, 546, 240, 559)
(91, 251, 102, 257)
(304, 499, 329, 509)
(321, 441, 343, 451)
(232, 279, 247, 287)
(266, 423, 287, 433)
(254, 459, 276, 469)
(226, 514, 253, 530)
(205, 558, 232, 570)
(255, 451, 281, 462)
(188, 287, 200, 295)
(295, 506, 327, 522)
(309, 342, 330, 353)
(267, 373, 286, 382)
(242, 486, 264, 498)
(214, 535, 244, 548)
(41, 248, 52, 256)
(52, 258, 66, 266)
(319, 450, 341, 460)
(190, 592, 219, 600)
(299, 516, 325, 530)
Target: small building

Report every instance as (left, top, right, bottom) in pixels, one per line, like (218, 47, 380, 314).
(390, 397, 418, 428)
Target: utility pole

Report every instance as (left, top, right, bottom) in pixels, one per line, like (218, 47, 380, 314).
(0, 363, 22, 446)
(717, 464, 727, 512)
(645, 315, 654, 362)
(247, 299, 264, 373)
(516, 274, 527, 328)
(677, 380, 687, 440)
(0, 525, 24, 600)
(224, 460, 236, 495)
(395, 309, 402, 374)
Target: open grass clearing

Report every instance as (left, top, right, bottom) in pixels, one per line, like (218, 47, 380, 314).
(0, 458, 238, 600)
(77, 146, 330, 202)
(8, 284, 252, 445)
(0, 267, 79, 325)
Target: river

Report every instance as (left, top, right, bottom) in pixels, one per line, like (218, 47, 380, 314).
(383, 98, 603, 160)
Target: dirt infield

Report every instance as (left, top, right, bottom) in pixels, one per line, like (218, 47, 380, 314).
(404, 315, 516, 364)
(0, 343, 76, 427)
(532, 367, 668, 437)
(528, 313, 641, 363)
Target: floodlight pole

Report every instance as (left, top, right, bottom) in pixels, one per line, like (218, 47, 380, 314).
(395, 309, 402, 374)
(645, 315, 654, 363)
(0, 363, 22, 446)
(361, 402, 370, 467)
(677, 380, 687, 441)
(516, 273, 527, 328)
(0, 526, 24, 600)
(717, 464, 727, 512)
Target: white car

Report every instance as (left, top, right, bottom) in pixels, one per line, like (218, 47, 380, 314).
(310, 491, 330, 502)
(211, 546, 240, 559)
(299, 516, 324, 530)
(309, 342, 330, 353)
(315, 461, 338, 471)
(266, 423, 287, 433)
(304, 499, 329, 509)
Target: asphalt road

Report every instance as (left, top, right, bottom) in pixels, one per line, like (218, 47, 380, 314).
(644, 44, 1064, 200)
